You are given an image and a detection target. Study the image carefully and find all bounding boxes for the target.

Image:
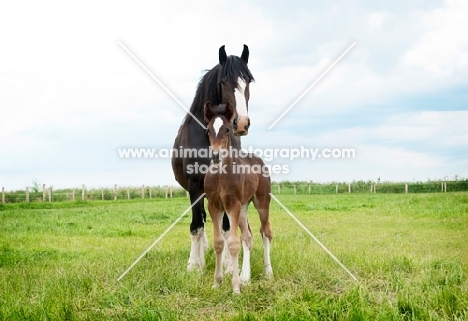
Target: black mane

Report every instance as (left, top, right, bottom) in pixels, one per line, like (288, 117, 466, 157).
(182, 55, 254, 127)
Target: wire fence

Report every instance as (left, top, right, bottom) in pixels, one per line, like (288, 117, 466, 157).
(2, 179, 468, 204)
(0, 184, 187, 204)
(271, 180, 468, 195)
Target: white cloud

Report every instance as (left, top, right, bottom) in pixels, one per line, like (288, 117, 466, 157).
(300, 111, 468, 148)
(368, 12, 388, 30)
(403, 0, 468, 77)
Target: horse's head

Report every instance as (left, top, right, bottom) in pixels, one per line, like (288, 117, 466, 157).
(204, 102, 233, 164)
(218, 45, 253, 137)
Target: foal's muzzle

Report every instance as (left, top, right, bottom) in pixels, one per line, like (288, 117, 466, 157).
(211, 151, 220, 164)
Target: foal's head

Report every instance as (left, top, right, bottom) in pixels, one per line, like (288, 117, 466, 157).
(204, 102, 234, 164)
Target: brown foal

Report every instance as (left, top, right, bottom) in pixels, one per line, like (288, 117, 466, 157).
(203, 102, 273, 294)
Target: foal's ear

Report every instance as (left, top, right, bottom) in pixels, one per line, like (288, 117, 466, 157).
(241, 44, 249, 64)
(219, 45, 227, 65)
(204, 101, 215, 123)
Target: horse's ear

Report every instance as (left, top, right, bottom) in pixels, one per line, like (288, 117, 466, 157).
(224, 103, 234, 122)
(241, 44, 249, 64)
(204, 101, 215, 123)
(219, 45, 227, 65)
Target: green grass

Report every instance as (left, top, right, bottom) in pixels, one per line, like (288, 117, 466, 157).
(1, 193, 467, 320)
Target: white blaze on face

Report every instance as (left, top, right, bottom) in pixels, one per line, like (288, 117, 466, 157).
(234, 77, 248, 119)
(213, 117, 223, 136)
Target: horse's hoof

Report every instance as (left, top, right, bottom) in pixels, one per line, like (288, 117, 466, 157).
(265, 265, 273, 278)
(240, 272, 251, 284)
(241, 278, 251, 285)
(187, 262, 200, 272)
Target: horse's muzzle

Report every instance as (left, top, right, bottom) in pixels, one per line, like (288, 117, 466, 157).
(233, 117, 250, 136)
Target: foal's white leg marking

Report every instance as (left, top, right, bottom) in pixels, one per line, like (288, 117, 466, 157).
(234, 77, 248, 119)
(222, 230, 233, 275)
(187, 227, 205, 271)
(240, 240, 251, 284)
(213, 117, 223, 137)
(239, 203, 251, 284)
(262, 232, 273, 278)
(213, 215, 225, 288)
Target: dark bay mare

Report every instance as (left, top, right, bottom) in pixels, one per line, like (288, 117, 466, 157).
(203, 102, 273, 294)
(171, 45, 254, 270)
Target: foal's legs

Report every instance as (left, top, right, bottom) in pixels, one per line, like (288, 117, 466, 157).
(239, 203, 253, 284)
(208, 202, 225, 287)
(221, 214, 233, 274)
(253, 195, 273, 278)
(225, 201, 242, 293)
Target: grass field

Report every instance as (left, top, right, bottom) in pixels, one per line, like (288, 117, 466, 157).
(1, 193, 467, 320)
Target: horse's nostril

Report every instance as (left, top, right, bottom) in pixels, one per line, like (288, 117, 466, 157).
(245, 118, 251, 130)
(233, 118, 238, 130)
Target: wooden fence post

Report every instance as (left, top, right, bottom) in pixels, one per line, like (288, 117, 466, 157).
(1, 187, 4, 204)
(26, 187, 29, 202)
(165, 187, 168, 199)
(82, 184, 85, 201)
(170, 187, 173, 198)
(405, 183, 408, 194)
(149, 187, 152, 199)
(293, 185, 296, 195)
(278, 184, 281, 194)
(348, 184, 351, 193)
(444, 182, 447, 193)
(43, 184, 46, 202)
(127, 188, 130, 200)
(336, 184, 338, 194)
(308, 184, 311, 194)
(101, 189, 104, 200)
(72, 188, 75, 201)
(48, 187, 52, 202)
(142, 185, 145, 199)
(114, 184, 117, 201)
(373, 184, 376, 193)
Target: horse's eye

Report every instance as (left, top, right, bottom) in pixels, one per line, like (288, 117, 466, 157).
(225, 127, 230, 133)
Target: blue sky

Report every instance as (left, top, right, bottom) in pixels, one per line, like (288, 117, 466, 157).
(1, 0, 467, 190)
